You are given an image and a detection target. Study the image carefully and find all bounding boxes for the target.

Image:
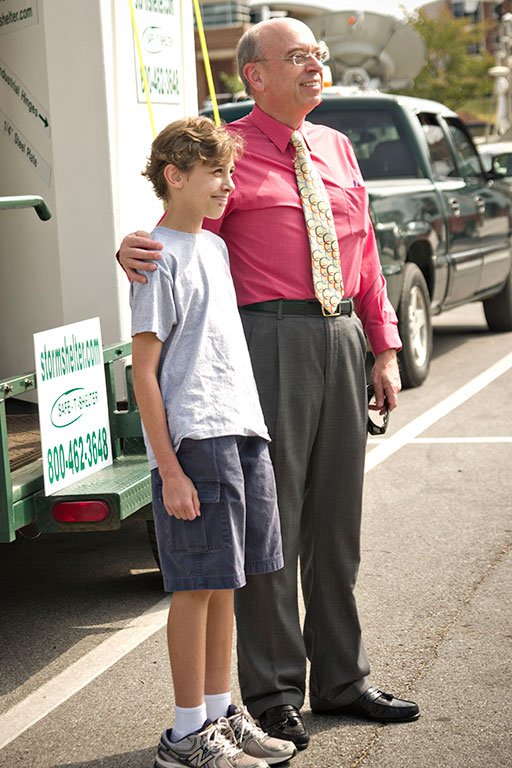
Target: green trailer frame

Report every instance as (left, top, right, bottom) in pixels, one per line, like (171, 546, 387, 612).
(0, 342, 153, 543)
(0, 194, 52, 220)
(0, 195, 153, 543)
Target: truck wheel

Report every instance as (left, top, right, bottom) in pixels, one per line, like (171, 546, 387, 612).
(397, 263, 432, 388)
(146, 519, 161, 571)
(483, 265, 512, 331)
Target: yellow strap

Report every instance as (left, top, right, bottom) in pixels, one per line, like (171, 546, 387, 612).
(128, 0, 157, 138)
(129, 1, 220, 131)
(192, 0, 221, 126)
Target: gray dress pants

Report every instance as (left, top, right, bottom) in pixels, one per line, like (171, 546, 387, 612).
(236, 307, 371, 717)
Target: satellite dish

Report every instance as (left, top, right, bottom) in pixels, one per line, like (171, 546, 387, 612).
(306, 11, 427, 89)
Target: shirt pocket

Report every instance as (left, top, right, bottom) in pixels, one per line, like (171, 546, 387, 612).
(167, 479, 231, 554)
(342, 186, 369, 237)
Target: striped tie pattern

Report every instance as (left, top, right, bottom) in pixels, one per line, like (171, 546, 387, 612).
(290, 130, 344, 315)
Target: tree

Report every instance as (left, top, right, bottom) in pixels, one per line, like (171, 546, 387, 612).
(396, 9, 494, 110)
(219, 71, 244, 98)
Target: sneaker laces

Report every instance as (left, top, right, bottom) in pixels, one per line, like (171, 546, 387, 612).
(224, 706, 268, 743)
(204, 722, 244, 759)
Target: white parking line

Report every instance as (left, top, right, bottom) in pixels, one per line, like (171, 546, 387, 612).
(365, 351, 512, 473)
(1, 351, 511, 751)
(369, 437, 512, 444)
(0, 596, 170, 750)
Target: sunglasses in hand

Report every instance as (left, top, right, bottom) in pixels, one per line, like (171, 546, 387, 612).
(367, 384, 390, 436)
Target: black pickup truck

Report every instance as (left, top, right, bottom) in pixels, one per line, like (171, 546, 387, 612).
(208, 93, 512, 387)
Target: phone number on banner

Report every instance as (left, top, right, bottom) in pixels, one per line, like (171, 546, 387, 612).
(47, 428, 109, 485)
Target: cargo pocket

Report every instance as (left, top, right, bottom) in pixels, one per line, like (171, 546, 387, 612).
(343, 186, 369, 237)
(168, 479, 229, 554)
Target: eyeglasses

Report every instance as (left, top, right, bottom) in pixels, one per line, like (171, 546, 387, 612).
(252, 49, 330, 67)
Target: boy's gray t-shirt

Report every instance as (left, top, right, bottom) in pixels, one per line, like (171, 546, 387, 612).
(130, 226, 269, 470)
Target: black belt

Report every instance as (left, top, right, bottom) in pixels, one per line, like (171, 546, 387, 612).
(241, 298, 353, 317)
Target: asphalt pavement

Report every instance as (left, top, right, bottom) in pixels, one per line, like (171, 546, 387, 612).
(0, 303, 511, 768)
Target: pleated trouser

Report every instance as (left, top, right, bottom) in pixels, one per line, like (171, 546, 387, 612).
(235, 307, 371, 716)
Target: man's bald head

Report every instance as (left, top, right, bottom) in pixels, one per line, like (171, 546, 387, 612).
(237, 18, 317, 95)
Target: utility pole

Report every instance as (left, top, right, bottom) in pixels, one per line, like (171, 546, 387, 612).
(488, 10, 512, 137)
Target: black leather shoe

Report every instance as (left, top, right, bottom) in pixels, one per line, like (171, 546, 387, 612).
(258, 704, 310, 750)
(312, 687, 419, 723)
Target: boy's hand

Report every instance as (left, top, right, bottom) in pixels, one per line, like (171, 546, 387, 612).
(119, 230, 163, 283)
(162, 472, 200, 520)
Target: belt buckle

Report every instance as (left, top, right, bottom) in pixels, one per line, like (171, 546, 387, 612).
(321, 303, 341, 317)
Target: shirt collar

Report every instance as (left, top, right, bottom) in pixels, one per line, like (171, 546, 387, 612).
(249, 104, 312, 153)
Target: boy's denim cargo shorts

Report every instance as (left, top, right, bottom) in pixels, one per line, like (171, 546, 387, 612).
(151, 435, 284, 592)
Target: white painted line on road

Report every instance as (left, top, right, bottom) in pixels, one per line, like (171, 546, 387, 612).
(411, 436, 512, 443)
(365, 351, 512, 473)
(2, 352, 511, 752)
(369, 437, 512, 444)
(0, 596, 170, 750)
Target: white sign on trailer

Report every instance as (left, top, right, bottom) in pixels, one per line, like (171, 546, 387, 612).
(33, 318, 113, 494)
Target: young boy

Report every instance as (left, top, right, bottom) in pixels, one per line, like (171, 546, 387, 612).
(131, 117, 296, 768)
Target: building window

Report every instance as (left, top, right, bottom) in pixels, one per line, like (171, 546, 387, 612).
(197, 2, 251, 28)
(452, 1, 480, 23)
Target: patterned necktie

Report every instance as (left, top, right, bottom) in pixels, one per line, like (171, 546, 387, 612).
(290, 130, 344, 315)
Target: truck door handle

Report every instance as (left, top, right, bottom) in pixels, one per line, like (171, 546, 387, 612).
(448, 198, 461, 217)
(474, 195, 485, 214)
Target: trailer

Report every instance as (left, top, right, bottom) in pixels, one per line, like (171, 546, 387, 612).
(0, 197, 153, 546)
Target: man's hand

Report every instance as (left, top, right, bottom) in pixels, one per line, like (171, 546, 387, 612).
(119, 230, 163, 283)
(162, 471, 201, 520)
(371, 348, 401, 412)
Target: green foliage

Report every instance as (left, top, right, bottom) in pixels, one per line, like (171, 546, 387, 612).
(219, 71, 244, 96)
(395, 9, 495, 110)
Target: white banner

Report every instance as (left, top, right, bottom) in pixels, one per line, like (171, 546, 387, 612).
(33, 318, 113, 494)
(133, 0, 182, 105)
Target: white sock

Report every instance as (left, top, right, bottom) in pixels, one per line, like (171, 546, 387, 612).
(171, 703, 207, 742)
(205, 692, 232, 721)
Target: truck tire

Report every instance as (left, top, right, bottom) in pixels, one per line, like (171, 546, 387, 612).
(397, 263, 432, 388)
(146, 519, 161, 571)
(483, 265, 512, 331)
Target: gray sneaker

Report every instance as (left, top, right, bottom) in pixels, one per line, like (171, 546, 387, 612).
(154, 719, 268, 768)
(220, 705, 297, 765)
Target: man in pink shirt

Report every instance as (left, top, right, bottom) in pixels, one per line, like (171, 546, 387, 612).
(120, 17, 419, 750)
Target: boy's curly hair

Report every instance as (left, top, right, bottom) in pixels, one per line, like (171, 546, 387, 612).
(142, 116, 243, 201)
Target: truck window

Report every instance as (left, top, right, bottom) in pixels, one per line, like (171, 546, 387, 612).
(308, 106, 419, 180)
(418, 113, 457, 179)
(445, 119, 484, 178)
(489, 151, 512, 177)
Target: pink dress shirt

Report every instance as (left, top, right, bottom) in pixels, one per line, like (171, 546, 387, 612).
(207, 105, 400, 355)
(204, 105, 400, 355)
